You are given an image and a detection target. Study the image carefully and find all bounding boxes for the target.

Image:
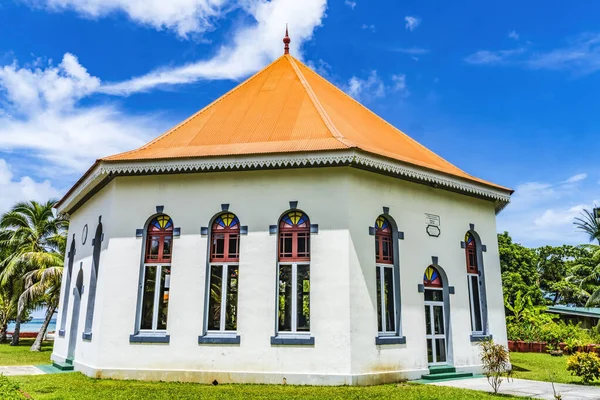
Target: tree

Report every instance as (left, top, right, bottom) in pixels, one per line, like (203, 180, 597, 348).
(0, 200, 67, 346)
(574, 208, 600, 244)
(576, 245, 600, 307)
(21, 231, 66, 351)
(536, 245, 590, 306)
(498, 232, 543, 306)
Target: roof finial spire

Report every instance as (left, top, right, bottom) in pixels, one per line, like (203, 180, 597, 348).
(283, 24, 291, 55)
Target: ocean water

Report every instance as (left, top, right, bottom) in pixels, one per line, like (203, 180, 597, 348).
(7, 318, 57, 333)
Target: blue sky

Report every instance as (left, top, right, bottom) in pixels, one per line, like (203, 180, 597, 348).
(0, 0, 598, 248)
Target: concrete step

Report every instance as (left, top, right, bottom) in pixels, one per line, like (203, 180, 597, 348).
(65, 358, 73, 365)
(52, 362, 74, 371)
(421, 371, 473, 381)
(428, 365, 456, 374)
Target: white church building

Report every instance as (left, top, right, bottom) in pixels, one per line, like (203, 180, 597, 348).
(52, 34, 513, 385)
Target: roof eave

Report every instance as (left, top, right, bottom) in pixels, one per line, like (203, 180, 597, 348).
(57, 150, 512, 215)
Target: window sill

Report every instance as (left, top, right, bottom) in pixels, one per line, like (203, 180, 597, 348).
(58, 330, 65, 338)
(198, 334, 240, 345)
(129, 333, 170, 344)
(270, 335, 315, 346)
(470, 334, 492, 342)
(376, 336, 406, 345)
(81, 332, 92, 341)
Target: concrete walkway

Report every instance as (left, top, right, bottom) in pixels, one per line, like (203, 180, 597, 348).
(0, 366, 45, 376)
(430, 377, 600, 399)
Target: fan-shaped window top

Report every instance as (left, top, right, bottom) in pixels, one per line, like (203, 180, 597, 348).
(145, 215, 173, 263)
(465, 232, 478, 274)
(375, 216, 392, 234)
(213, 213, 240, 231)
(149, 215, 173, 232)
(424, 266, 443, 288)
(279, 211, 310, 261)
(211, 213, 240, 262)
(280, 211, 310, 230)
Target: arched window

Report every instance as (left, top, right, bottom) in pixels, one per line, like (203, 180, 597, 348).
(277, 210, 310, 334)
(465, 232, 484, 334)
(207, 213, 240, 332)
(375, 216, 397, 334)
(139, 215, 173, 332)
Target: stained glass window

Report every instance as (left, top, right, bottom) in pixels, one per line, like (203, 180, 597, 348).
(149, 215, 173, 232)
(213, 213, 240, 231)
(465, 232, 478, 274)
(375, 216, 393, 264)
(140, 214, 173, 332)
(279, 211, 310, 261)
(280, 211, 310, 229)
(423, 266, 443, 288)
(465, 231, 484, 333)
(211, 213, 240, 262)
(145, 215, 174, 263)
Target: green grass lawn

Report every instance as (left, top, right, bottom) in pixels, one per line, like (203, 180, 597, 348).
(510, 351, 600, 386)
(11, 373, 522, 400)
(0, 339, 52, 366)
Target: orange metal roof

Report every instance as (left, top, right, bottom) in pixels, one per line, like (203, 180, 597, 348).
(104, 54, 509, 191)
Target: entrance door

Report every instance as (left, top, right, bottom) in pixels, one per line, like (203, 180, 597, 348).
(424, 288, 446, 365)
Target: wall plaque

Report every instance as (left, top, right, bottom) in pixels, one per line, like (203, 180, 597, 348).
(425, 213, 440, 226)
(425, 213, 441, 237)
(426, 225, 441, 237)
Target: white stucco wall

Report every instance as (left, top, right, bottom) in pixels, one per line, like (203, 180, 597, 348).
(52, 166, 507, 384)
(345, 168, 507, 379)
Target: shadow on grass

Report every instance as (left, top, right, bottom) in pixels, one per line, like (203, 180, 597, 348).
(509, 364, 530, 372)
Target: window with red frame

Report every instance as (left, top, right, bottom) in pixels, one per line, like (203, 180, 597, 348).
(278, 211, 310, 261)
(465, 232, 478, 274)
(375, 216, 393, 264)
(145, 215, 173, 263)
(210, 213, 240, 262)
(277, 210, 311, 334)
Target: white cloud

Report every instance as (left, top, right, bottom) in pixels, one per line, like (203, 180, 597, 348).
(394, 47, 430, 55)
(526, 33, 600, 74)
(346, 71, 385, 101)
(344, 0, 356, 10)
(497, 173, 598, 246)
(465, 33, 600, 75)
(564, 173, 587, 183)
(361, 24, 375, 32)
(404, 16, 421, 31)
(345, 71, 408, 101)
(0, 53, 100, 116)
(391, 74, 409, 96)
(0, 54, 161, 172)
(464, 48, 526, 65)
(98, 0, 327, 95)
(0, 159, 62, 213)
(508, 30, 519, 40)
(27, 0, 232, 38)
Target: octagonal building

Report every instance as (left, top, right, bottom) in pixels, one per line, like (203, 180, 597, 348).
(52, 37, 513, 385)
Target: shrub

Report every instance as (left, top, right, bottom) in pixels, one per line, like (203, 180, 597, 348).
(479, 339, 511, 393)
(0, 375, 26, 400)
(566, 352, 600, 384)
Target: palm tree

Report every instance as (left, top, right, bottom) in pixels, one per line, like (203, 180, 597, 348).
(0, 200, 67, 346)
(22, 231, 66, 351)
(574, 208, 600, 244)
(578, 244, 600, 306)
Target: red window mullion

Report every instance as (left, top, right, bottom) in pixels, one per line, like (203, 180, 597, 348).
(223, 232, 230, 262)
